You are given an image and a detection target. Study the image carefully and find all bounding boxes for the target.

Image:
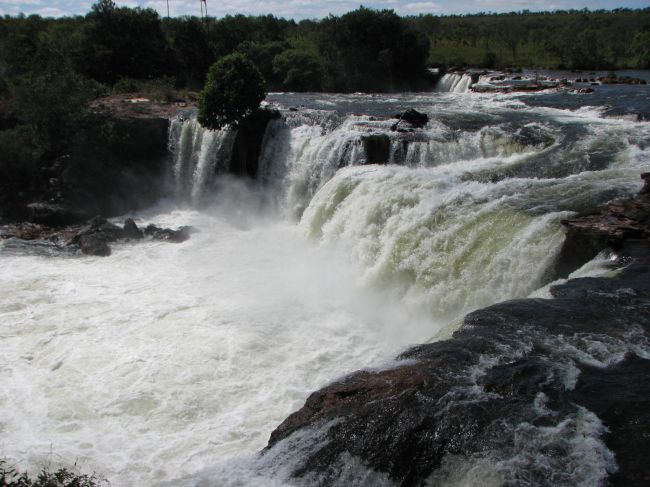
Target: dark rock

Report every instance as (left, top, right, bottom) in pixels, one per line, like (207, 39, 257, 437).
(361, 134, 391, 165)
(144, 224, 162, 236)
(393, 109, 429, 128)
(78, 234, 111, 256)
(151, 225, 194, 243)
(27, 202, 89, 227)
(123, 218, 144, 239)
(553, 173, 650, 278)
(230, 108, 282, 178)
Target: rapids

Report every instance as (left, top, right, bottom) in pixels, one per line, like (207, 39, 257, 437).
(1, 84, 650, 486)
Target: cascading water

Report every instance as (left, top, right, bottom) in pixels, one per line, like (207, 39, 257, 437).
(435, 73, 474, 92)
(2, 87, 650, 486)
(169, 118, 236, 205)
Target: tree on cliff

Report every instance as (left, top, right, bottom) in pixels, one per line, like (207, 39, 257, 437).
(198, 53, 266, 130)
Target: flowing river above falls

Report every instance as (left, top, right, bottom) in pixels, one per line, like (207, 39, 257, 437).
(1, 84, 650, 486)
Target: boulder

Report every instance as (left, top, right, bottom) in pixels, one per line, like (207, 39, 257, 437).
(392, 109, 429, 128)
(123, 218, 144, 239)
(151, 225, 196, 243)
(78, 234, 111, 256)
(144, 224, 162, 236)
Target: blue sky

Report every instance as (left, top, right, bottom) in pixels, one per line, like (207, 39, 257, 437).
(0, 0, 648, 19)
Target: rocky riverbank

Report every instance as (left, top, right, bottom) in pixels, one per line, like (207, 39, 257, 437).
(265, 174, 650, 486)
(0, 216, 196, 256)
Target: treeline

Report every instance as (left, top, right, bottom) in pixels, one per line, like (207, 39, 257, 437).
(409, 9, 650, 70)
(0, 1, 430, 95)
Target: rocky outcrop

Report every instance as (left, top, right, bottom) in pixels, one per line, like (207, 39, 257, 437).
(598, 74, 647, 85)
(266, 179, 650, 486)
(0, 96, 194, 226)
(0, 216, 196, 257)
(230, 108, 282, 178)
(553, 173, 650, 277)
(392, 109, 429, 130)
(143, 224, 196, 243)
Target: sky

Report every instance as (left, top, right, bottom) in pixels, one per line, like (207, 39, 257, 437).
(0, 0, 648, 19)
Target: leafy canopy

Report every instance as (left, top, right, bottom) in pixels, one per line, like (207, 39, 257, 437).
(197, 53, 266, 130)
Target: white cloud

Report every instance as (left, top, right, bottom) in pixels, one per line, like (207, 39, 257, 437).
(400, 2, 443, 12)
(0, 0, 646, 18)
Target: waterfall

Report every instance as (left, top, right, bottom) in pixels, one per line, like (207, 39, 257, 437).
(169, 112, 563, 216)
(169, 118, 236, 205)
(435, 73, 473, 92)
(4, 90, 650, 487)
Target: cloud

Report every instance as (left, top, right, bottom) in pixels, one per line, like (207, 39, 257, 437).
(400, 2, 443, 13)
(0, 0, 646, 18)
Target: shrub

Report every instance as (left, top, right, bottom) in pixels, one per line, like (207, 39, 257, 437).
(197, 53, 266, 130)
(0, 460, 107, 487)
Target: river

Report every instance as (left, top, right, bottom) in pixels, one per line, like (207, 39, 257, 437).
(1, 80, 649, 485)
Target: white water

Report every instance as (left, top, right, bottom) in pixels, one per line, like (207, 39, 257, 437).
(436, 73, 473, 93)
(2, 91, 650, 486)
(0, 199, 440, 485)
(171, 119, 236, 205)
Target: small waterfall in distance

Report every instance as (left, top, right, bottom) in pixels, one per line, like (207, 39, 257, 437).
(435, 73, 473, 92)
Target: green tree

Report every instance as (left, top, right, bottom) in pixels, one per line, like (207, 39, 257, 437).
(633, 31, 650, 68)
(79, 0, 171, 83)
(317, 7, 429, 92)
(272, 48, 323, 91)
(198, 53, 266, 130)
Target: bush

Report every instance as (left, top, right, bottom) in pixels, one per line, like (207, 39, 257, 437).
(112, 77, 178, 101)
(197, 53, 266, 130)
(0, 460, 107, 487)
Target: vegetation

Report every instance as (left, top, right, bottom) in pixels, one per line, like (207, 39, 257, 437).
(408, 9, 650, 70)
(0, 460, 106, 487)
(198, 53, 266, 129)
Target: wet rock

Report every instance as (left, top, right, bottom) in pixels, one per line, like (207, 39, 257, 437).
(151, 225, 195, 243)
(144, 224, 162, 236)
(78, 234, 111, 256)
(2, 215, 196, 257)
(230, 108, 282, 178)
(123, 218, 144, 239)
(392, 109, 429, 128)
(27, 202, 89, 227)
(361, 134, 391, 164)
(599, 74, 647, 85)
(553, 173, 650, 278)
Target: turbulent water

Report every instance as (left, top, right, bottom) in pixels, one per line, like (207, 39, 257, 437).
(1, 81, 650, 486)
